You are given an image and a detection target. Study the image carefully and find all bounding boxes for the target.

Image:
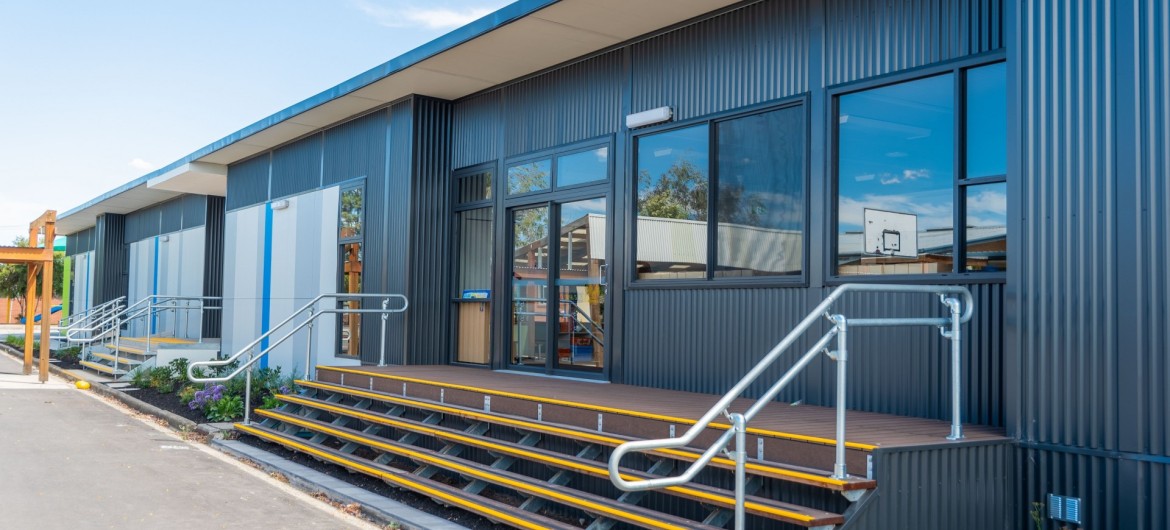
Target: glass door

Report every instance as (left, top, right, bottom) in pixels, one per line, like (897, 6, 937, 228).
(508, 198, 607, 375)
(554, 198, 606, 372)
(509, 205, 550, 369)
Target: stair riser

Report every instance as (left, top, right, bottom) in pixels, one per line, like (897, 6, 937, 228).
(316, 370, 870, 474)
(294, 391, 855, 518)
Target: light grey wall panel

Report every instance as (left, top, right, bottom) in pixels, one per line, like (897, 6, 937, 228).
(222, 205, 264, 361)
(71, 252, 93, 313)
(631, 0, 810, 121)
(824, 0, 1004, 86)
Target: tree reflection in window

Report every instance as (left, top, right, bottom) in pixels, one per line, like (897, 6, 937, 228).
(508, 159, 551, 195)
(340, 187, 363, 241)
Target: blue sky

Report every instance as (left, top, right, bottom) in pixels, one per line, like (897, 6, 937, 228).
(0, 0, 510, 244)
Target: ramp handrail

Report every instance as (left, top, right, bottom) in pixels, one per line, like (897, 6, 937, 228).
(59, 296, 124, 329)
(607, 283, 974, 530)
(187, 293, 408, 425)
(109, 295, 223, 371)
(63, 297, 127, 343)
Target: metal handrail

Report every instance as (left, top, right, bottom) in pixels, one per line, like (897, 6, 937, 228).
(187, 293, 408, 425)
(559, 299, 604, 347)
(607, 283, 974, 530)
(61, 296, 126, 342)
(110, 295, 222, 371)
(59, 296, 124, 329)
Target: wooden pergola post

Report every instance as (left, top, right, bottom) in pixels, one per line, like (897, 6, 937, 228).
(0, 211, 57, 382)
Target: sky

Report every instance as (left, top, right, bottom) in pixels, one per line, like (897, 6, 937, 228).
(0, 0, 512, 245)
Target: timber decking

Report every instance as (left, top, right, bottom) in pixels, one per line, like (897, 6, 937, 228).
(319, 364, 1006, 450)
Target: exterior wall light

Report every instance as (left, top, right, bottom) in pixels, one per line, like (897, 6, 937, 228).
(271, 199, 291, 211)
(626, 106, 673, 129)
(160, 235, 170, 242)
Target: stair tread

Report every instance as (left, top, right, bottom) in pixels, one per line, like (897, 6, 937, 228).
(89, 352, 144, 365)
(120, 336, 196, 345)
(298, 379, 876, 491)
(319, 365, 879, 451)
(249, 413, 724, 530)
(263, 398, 845, 526)
(237, 423, 576, 530)
(79, 360, 127, 376)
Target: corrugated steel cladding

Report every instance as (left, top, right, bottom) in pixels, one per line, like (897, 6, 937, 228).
(91, 213, 127, 305)
(124, 195, 208, 243)
(843, 442, 1017, 529)
(271, 134, 323, 199)
(226, 154, 270, 211)
(202, 196, 225, 339)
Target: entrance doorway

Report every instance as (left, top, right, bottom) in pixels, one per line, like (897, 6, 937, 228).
(509, 197, 607, 376)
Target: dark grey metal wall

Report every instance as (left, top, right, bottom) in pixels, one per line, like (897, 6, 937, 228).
(324, 111, 386, 186)
(451, 91, 499, 170)
(374, 100, 413, 365)
(202, 196, 225, 339)
(271, 134, 324, 199)
(66, 227, 95, 256)
(403, 97, 453, 365)
(844, 441, 1017, 530)
(1008, 0, 1170, 527)
(125, 195, 208, 243)
(91, 213, 127, 305)
(226, 154, 271, 211)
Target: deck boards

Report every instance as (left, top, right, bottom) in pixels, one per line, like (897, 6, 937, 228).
(333, 365, 1006, 449)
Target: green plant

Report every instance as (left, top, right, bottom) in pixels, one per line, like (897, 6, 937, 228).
(259, 394, 281, 410)
(130, 367, 151, 389)
(205, 394, 244, 422)
(177, 385, 198, 404)
(54, 346, 81, 363)
(1030, 502, 1045, 530)
(167, 358, 191, 385)
(147, 366, 173, 392)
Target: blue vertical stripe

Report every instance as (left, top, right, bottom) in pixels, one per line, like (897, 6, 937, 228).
(259, 203, 274, 369)
(151, 236, 159, 335)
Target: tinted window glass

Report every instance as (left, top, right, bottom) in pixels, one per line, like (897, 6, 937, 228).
(965, 182, 1007, 272)
(340, 187, 363, 241)
(966, 62, 1007, 179)
(635, 124, 709, 279)
(557, 147, 608, 187)
(455, 207, 493, 295)
(508, 159, 551, 195)
(457, 170, 492, 204)
(715, 106, 804, 277)
(837, 74, 955, 275)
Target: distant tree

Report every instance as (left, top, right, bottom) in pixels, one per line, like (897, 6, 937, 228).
(340, 188, 363, 239)
(637, 160, 708, 221)
(508, 163, 549, 195)
(0, 236, 65, 317)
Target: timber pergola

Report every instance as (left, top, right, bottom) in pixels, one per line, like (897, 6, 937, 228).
(0, 211, 56, 383)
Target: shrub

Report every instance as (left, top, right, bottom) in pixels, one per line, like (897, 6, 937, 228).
(167, 358, 191, 385)
(259, 394, 281, 410)
(177, 385, 198, 404)
(54, 346, 81, 363)
(147, 366, 173, 393)
(130, 367, 151, 389)
(205, 395, 244, 422)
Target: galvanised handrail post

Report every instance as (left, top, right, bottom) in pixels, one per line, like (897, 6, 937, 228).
(830, 313, 849, 479)
(608, 283, 975, 525)
(379, 297, 389, 366)
(244, 364, 253, 425)
(304, 308, 315, 380)
(942, 295, 964, 440)
(728, 412, 747, 530)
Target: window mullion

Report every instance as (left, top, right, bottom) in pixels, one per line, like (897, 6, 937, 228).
(707, 121, 717, 280)
(954, 67, 967, 274)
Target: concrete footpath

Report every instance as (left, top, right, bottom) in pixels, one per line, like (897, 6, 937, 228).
(0, 354, 377, 530)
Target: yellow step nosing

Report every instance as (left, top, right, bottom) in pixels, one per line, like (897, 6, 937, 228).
(255, 411, 699, 529)
(234, 424, 551, 530)
(79, 360, 124, 374)
(91, 353, 143, 364)
(260, 406, 822, 523)
(317, 366, 877, 451)
(293, 380, 859, 490)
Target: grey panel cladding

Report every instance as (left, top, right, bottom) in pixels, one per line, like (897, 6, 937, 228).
(124, 204, 159, 243)
(823, 0, 1004, 85)
(227, 154, 271, 211)
(202, 196, 225, 339)
(625, 285, 1003, 426)
(377, 99, 414, 366)
(404, 97, 453, 365)
(630, 0, 809, 121)
(1132, 0, 1169, 457)
(451, 90, 499, 169)
(1013, 0, 1117, 452)
(180, 194, 207, 229)
(1019, 448, 1119, 529)
(92, 213, 127, 305)
(844, 442, 1016, 530)
(271, 133, 323, 199)
(324, 111, 387, 186)
(503, 51, 621, 156)
(356, 107, 393, 366)
(66, 228, 94, 256)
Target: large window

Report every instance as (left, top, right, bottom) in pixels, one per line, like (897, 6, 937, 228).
(634, 103, 806, 281)
(506, 142, 610, 196)
(835, 61, 1006, 276)
(453, 166, 494, 364)
(338, 184, 364, 357)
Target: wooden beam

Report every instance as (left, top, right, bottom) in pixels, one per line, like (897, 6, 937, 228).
(23, 265, 36, 375)
(28, 210, 56, 231)
(39, 253, 53, 382)
(0, 246, 52, 263)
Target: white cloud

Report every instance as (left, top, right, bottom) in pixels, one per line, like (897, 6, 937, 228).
(969, 189, 1007, 217)
(854, 174, 875, 182)
(886, 151, 908, 158)
(902, 168, 930, 180)
(839, 193, 953, 230)
(879, 176, 901, 185)
(353, 0, 501, 29)
(129, 158, 156, 171)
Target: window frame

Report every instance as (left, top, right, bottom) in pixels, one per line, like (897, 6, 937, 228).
(502, 136, 613, 202)
(337, 181, 366, 245)
(827, 52, 1007, 284)
(628, 96, 811, 288)
(449, 162, 499, 367)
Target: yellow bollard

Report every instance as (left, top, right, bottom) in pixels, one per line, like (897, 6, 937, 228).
(75, 380, 91, 390)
